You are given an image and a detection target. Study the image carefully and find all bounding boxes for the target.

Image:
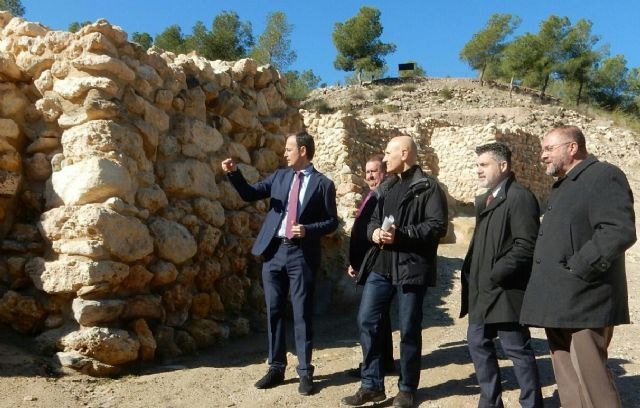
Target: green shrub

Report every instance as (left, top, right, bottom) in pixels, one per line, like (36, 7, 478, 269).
(374, 87, 393, 101)
(400, 85, 416, 93)
(439, 87, 454, 100)
(372, 106, 384, 114)
(301, 98, 332, 114)
(384, 104, 400, 113)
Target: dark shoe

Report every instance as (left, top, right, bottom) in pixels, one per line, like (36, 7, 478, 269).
(392, 391, 414, 408)
(254, 368, 284, 389)
(298, 375, 314, 395)
(342, 387, 386, 406)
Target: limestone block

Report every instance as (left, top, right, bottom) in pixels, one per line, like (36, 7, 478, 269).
(26, 136, 60, 154)
(255, 91, 269, 116)
(252, 148, 280, 173)
(133, 118, 159, 158)
(1, 17, 48, 37)
(183, 318, 228, 347)
(0, 290, 47, 333)
(217, 181, 246, 210)
(27, 255, 130, 294)
(35, 95, 62, 122)
(50, 157, 134, 205)
(59, 327, 140, 365)
(177, 118, 224, 159)
(131, 318, 156, 361)
(149, 259, 178, 287)
(136, 184, 168, 213)
(0, 169, 20, 195)
(193, 198, 225, 227)
(144, 99, 170, 132)
(61, 120, 146, 168)
(229, 317, 250, 337)
(231, 58, 257, 81)
(153, 325, 181, 359)
(254, 65, 274, 89)
(24, 152, 52, 181)
(118, 264, 153, 293)
(148, 217, 197, 264)
(155, 89, 173, 109)
(261, 84, 286, 111)
(218, 274, 247, 313)
(227, 211, 250, 236)
(72, 298, 126, 326)
(53, 239, 110, 260)
(188, 293, 209, 319)
(183, 87, 207, 122)
(53, 76, 119, 100)
(121, 295, 163, 321)
(159, 159, 219, 200)
(0, 51, 21, 80)
(228, 143, 251, 165)
(227, 105, 257, 129)
(197, 224, 222, 257)
(72, 53, 135, 81)
(40, 204, 153, 262)
(77, 31, 118, 56)
(195, 259, 222, 292)
(54, 351, 121, 377)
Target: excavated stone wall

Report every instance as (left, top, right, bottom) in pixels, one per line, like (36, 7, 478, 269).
(0, 13, 303, 375)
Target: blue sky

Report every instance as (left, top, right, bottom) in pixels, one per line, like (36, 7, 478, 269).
(22, 0, 640, 86)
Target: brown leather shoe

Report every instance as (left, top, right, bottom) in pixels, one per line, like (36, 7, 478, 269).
(342, 387, 386, 406)
(392, 391, 414, 408)
(254, 368, 284, 389)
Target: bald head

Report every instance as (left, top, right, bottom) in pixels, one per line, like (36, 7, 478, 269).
(383, 135, 418, 174)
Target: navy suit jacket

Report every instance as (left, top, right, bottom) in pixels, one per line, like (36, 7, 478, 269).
(227, 166, 338, 269)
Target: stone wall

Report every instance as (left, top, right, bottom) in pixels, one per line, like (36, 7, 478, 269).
(0, 13, 303, 375)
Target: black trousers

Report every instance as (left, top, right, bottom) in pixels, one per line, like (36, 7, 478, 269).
(467, 322, 543, 408)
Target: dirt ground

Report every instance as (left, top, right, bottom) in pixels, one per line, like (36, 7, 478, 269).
(1, 176, 639, 408)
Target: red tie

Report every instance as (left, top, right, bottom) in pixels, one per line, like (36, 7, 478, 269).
(486, 193, 494, 207)
(285, 171, 303, 239)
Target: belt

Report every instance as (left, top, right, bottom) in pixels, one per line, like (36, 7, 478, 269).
(276, 237, 298, 246)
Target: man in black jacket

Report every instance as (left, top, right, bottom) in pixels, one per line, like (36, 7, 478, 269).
(460, 142, 543, 408)
(347, 154, 394, 378)
(342, 136, 448, 408)
(521, 126, 636, 407)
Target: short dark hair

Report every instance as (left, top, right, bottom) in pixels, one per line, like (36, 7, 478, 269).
(366, 154, 386, 172)
(475, 142, 512, 166)
(549, 125, 587, 153)
(292, 131, 315, 160)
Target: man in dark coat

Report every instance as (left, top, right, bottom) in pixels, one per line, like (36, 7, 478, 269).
(222, 131, 338, 396)
(520, 126, 636, 408)
(347, 154, 395, 377)
(342, 136, 448, 408)
(460, 142, 543, 408)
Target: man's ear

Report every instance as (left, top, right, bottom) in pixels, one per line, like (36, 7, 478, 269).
(299, 145, 307, 158)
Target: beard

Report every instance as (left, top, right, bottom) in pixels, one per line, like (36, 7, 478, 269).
(545, 162, 560, 177)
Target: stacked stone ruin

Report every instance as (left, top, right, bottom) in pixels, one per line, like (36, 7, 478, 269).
(1, 12, 638, 376)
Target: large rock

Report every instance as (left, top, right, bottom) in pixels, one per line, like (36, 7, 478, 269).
(72, 298, 126, 326)
(0, 290, 47, 333)
(27, 255, 129, 294)
(148, 217, 197, 264)
(54, 351, 121, 377)
(50, 157, 135, 206)
(58, 327, 140, 365)
(176, 118, 224, 159)
(53, 76, 119, 100)
(159, 159, 219, 200)
(39, 204, 154, 262)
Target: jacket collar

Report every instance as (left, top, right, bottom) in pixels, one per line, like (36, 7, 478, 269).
(553, 154, 598, 187)
(479, 172, 515, 213)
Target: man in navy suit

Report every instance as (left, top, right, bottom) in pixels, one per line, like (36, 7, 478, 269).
(221, 131, 338, 396)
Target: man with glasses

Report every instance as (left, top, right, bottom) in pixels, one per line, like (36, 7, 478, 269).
(521, 126, 636, 407)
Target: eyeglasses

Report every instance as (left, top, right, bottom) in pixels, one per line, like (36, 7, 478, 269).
(541, 141, 573, 153)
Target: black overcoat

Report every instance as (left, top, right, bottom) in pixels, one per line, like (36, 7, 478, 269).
(520, 155, 637, 328)
(460, 174, 540, 324)
(349, 191, 379, 271)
